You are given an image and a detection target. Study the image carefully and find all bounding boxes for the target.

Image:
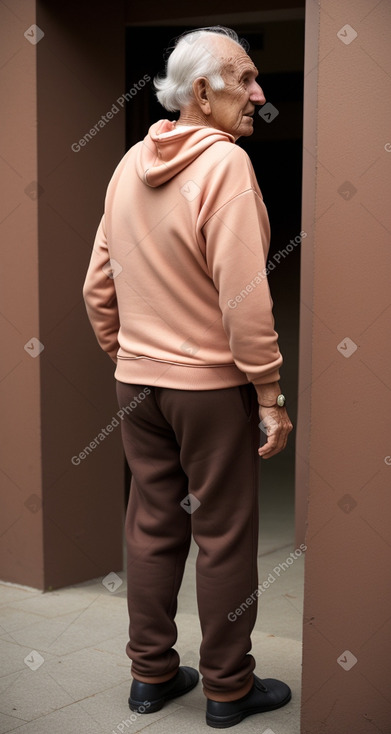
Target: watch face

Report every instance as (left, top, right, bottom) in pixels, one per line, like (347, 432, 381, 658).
(277, 394, 285, 407)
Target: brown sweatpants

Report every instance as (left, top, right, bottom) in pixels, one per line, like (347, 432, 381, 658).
(116, 380, 261, 701)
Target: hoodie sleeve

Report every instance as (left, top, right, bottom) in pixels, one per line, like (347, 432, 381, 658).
(202, 186, 282, 389)
(83, 214, 120, 362)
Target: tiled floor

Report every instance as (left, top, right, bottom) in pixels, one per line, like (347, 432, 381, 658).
(0, 460, 303, 734)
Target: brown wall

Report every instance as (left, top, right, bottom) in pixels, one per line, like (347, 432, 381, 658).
(298, 0, 391, 730)
(0, 0, 126, 589)
(0, 0, 43, 587)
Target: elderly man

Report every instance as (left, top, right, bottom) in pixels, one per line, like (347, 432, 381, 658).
(83, 26, 293, 729)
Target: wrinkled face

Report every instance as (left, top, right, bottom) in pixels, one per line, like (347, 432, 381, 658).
(206, 40, 266, 140)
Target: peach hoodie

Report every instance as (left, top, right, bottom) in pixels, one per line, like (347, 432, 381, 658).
(83, 120, 283, 398)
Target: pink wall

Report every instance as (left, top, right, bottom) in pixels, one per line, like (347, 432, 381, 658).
(298, 0, 391, 730)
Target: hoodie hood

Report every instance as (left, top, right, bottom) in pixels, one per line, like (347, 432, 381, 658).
(136, 119, 235, 187)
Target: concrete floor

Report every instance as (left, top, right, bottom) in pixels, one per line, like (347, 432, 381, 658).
(0, 459, 303, 734)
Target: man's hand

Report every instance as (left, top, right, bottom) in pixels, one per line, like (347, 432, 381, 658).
(258, 404, 293, 459)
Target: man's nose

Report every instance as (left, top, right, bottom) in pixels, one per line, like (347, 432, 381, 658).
(250, 82, 266, 105)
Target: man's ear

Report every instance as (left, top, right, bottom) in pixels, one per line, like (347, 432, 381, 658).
(192, 77, 212, 115)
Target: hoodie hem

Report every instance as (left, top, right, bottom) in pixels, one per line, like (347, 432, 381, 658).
(114, 357, 280, 389)
(114, 357, 250, 390)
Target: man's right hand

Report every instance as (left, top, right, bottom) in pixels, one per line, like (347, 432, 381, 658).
(255, 381, 293, 459)
(258, 403, 293, 459)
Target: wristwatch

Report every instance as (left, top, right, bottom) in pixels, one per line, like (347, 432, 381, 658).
(260, 394, 286, 408)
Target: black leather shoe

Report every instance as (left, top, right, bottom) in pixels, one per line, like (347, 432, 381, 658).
(129, 666, 199, 714)
(206, 675, 291, 728)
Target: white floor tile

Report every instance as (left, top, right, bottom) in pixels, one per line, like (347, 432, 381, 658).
(0, 586, 41, 608)
(0, 667, 74, 722)
(0, 711, 29, 734)
(0, 607, 46, 636)
(9, 594, 128, 656)
(77, 681, 183, 733)
(42, 647, 130, 700)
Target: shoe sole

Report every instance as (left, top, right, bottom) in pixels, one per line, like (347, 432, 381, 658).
(129, 677, 199, 714)
(206, 690, 292, 728)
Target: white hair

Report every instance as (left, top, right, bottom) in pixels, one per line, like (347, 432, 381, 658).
(154, 26, 248, 112)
